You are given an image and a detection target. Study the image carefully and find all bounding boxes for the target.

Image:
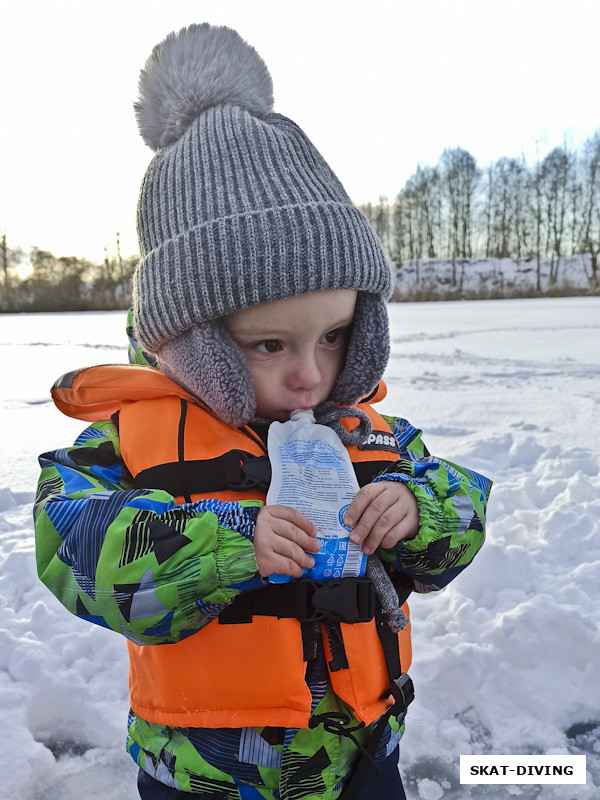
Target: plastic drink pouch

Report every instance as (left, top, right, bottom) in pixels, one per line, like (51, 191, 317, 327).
(266, 409, 366, 584)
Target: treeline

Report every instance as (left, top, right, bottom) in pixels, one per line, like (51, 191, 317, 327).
(359, 132, 600, 291)
(2, 132, 599, 311)
(0, 234, 137, 312)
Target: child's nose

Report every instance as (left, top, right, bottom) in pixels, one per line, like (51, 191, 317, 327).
(287, 352, 321, 390)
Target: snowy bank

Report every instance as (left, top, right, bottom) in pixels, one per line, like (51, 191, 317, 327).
(394, 256, 596, 301)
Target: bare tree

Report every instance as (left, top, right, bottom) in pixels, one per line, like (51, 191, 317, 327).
(398, 184, 422, 264)
(0, 233, 25, 311)
(539, 146, 575, 284)
(577, 132, 600, 288)
(414, 166, 441, 258)
(393, 165, 442, 267)
(1, 233, 11, 311)
(483, 157, 528, 259)
(389, 196, 406, 266)
(528, 157, 545, 290)
(440, 148, 480, 283)
(373, 196, 391, 255)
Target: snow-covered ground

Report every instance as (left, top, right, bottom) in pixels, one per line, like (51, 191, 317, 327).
(395, 255, 595, 297)
(1, 298, 599, 799)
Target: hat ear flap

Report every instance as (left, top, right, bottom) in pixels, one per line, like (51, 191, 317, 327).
(331, 293, 390, 404)
(155, 293, 389, 425)
(156, 320, 256, 427)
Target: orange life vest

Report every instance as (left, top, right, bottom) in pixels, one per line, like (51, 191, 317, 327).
(52, 364, 412, 729)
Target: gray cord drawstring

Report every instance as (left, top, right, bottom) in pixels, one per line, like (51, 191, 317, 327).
(314, 402, 372, 446)
(366, 555, 409, 632)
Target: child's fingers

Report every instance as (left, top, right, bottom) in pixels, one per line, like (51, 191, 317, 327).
(268, 505, 320, 553)
(256, 549, 307, 578)
(256, 537, 315, 577)
(362, 510, 418, 554)
(272, 559, 305, 578)
(343, 484, 378, 530)
(379, 515, 419, 548)
(344, 483, 419, 554)
(254, 506, 320, 576)
(344, 484, 396, 543)
(271, 535, 317, 571)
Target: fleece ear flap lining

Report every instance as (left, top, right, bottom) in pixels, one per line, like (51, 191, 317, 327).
(156, 320, 257, 427)
(331, 293, 390, 406)
(155, 292, 389, 427)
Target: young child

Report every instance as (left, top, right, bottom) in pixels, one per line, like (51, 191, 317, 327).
(34, 24, 491, 800)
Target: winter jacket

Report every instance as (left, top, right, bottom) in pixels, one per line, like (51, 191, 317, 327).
(34, 335, 491, 798)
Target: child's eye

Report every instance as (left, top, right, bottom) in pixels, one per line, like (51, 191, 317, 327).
(322, 327, 345, 345)
(255, 340, 282, 354)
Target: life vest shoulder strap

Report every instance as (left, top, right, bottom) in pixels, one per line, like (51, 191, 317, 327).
(132, 449, 272, 497)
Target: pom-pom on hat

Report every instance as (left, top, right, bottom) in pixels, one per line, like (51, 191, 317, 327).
(135, 24, 273, 150)
(132, 23, 392, 426)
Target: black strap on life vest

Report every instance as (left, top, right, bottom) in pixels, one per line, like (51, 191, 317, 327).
(218, 577, 377, 626)
(133, 451, 392, 498)
(132, 450, 273, 497)
(127, 397, 395, 499)
(336, 594, 414, 800)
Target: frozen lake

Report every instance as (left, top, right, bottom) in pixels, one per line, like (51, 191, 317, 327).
(1, 297, 599, 798)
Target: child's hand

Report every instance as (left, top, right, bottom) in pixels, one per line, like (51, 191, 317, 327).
(344, 481, 419, 555)
(254, 505, 320, 578)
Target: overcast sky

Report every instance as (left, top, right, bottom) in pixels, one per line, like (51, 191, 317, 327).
(1, 0, 599, 262)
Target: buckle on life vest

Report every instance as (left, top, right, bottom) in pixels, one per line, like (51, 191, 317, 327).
(304, 578, 376, 624)
(387, 672, 415, 715)
(227, 452, 272, 493)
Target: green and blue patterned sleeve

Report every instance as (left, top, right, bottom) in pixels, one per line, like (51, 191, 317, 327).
(34, 419, 265, 645)
(375, 416, 492, 592)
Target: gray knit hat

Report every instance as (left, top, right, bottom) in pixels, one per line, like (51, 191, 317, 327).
(133, 23, 392, 425)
